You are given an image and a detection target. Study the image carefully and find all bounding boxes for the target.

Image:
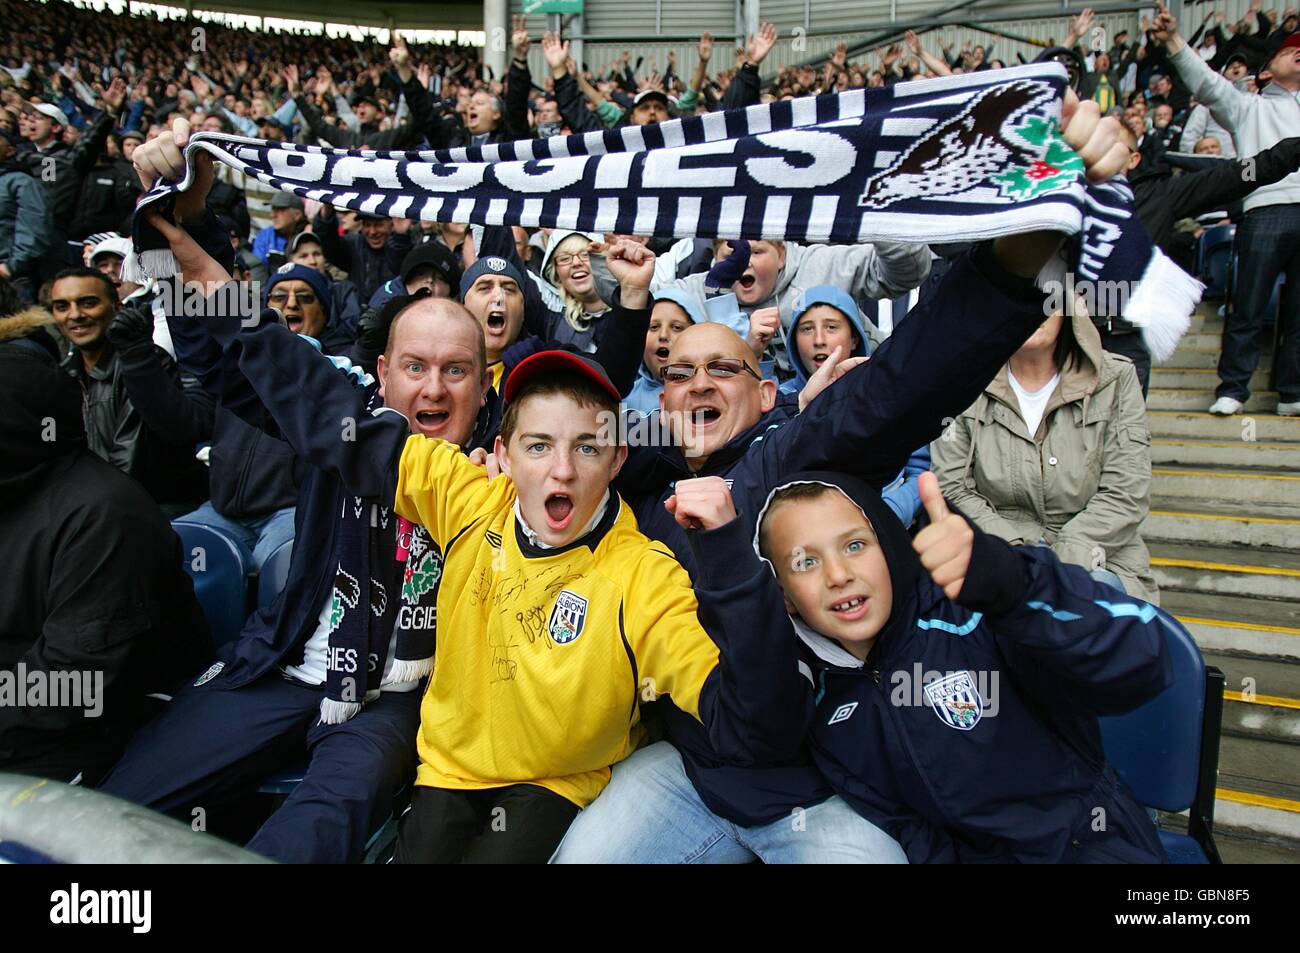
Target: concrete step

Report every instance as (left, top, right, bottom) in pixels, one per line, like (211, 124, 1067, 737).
(1150, 437, 1300, 470)
(1214, 735, 1300, 843)
(1151, 542, 1300, 601)
(1207, 794, 1300, 852)
(1151, 465, 1300, 507)
(1213, 825, 1300, 863)
(1163, 347, 1221, 370)
(1163, 590, 1300, 660)
(1147, 410, 1300, 441)
(1150, 367, 1273, 392)
(1187, 316, 1223, 334)
(1177, 331, 1222, 349)
(1177, 326, 1273, 348)
(1147, 388, 1279, 413)
(1204, 652, 1300, 746)
(1144, 498, 1300, 551)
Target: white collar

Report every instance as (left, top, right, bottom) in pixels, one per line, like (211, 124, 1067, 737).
(791, 615, 867, 670)
(514, 490, 612, 550)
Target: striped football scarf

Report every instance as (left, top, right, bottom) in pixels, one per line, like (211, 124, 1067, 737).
(131, 63, 1198, 357)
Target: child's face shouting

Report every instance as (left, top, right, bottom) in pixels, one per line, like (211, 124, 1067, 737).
(644, 301, 693, 375)
(766, 488, 893, 660)
(795, 304, 860, 372)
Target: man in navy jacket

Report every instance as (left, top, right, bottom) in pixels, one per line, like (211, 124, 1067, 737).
(554, 96, 1135, 862)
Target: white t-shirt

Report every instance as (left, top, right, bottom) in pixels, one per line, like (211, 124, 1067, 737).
(282, 591, 420, 693)
(1008, 369, 1060, 439)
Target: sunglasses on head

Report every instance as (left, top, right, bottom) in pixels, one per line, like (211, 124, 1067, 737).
(659, 359, 760, 384)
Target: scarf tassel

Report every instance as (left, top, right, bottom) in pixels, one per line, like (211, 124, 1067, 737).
(387, 657, 434, 683)
(1127, 248, 1203, 365)
(318, 697, 363, 725)
(123, 247, 179, 288)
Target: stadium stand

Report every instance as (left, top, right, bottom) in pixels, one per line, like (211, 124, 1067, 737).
(1, 0, 1298, 866)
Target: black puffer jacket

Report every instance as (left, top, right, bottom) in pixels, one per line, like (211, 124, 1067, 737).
(68, 155, 139, 241)
(14, 108, 115, 236)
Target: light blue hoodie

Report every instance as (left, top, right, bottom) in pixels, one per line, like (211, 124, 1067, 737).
(782, 285, 930, 528)
(623, 289, 749, 416)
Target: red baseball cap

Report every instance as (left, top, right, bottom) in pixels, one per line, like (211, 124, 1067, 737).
(1273, 31, 1300, 58)
(502, 349, 621, 407)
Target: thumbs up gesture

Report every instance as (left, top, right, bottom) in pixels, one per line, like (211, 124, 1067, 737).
(912, 472, 974, 600)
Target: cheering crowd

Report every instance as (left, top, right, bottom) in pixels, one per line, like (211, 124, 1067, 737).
(0, 0, 1298, 863)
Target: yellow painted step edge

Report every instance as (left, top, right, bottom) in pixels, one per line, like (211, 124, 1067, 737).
(1223, 690, 1300, 711)
(1153, 468, 1300, 481)
(1148, 410, 1300, 417)
(1152, 440, 1300, 450)
(1176, 615, 1300, 637)
(1216, 788, 1300, 814)
(1151, 510, 1300, 526)
(1151, 557, 1300, 577)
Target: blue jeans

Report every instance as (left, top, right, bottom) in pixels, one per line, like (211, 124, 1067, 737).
(178, 502, 296, 571)
(1218, 204, 1300, 403)
(550, 742, 907, 864)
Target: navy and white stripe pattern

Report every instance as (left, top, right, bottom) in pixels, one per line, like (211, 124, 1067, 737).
(140, 64, 1090, 245)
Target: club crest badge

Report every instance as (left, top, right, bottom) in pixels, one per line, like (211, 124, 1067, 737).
(193, 661, 225, 687)
(485, 256, 507, 272)
(923, 670, 983, 731)
(548, 590, 588, 645)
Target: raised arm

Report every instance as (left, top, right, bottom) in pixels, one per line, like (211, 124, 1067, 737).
(1154, 2, 1249, 130)
(631, 479, 811, 764)
(916, 474, 1171, 715)
(757, 92, 1127, 488)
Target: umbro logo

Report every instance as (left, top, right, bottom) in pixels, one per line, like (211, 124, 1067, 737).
(827, 702, 857, 725)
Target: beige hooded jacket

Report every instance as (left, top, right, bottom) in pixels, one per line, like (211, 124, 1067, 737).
(931, 309, 1158, 604)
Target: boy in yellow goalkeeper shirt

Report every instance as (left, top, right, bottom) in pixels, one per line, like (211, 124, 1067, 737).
(222, 315, 809, 861)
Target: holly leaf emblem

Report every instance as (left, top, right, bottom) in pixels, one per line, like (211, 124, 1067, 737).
(991, 115, 1084, 200)
(402, 551, 442, 603)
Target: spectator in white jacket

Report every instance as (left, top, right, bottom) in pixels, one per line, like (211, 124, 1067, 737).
(1156, 9, 1300, 417)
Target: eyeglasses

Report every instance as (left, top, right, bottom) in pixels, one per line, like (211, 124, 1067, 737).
(660, 359, 760, 385)
(554, 250, 590, 268)
(268, 290, 317, 305)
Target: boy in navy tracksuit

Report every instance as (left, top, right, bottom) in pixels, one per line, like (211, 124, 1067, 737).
(746, 468, 1171, 862)
(555, 239, 1094, 862)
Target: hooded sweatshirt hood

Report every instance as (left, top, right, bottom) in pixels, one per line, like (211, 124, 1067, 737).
(0, 309, 87, 506)
(627, 291, 753, 412)
(786, 285, 873, 389)
(752, 470, 923, 670)
(540, 229, 603, 287)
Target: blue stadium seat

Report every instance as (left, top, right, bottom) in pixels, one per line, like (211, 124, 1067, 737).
(257, 539, 294, 609)
(172, 521, 252, 648)
(1099, 609, 1224, 863)
(1197, 224, 1235, 302)
(259, 758, 308, 796)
